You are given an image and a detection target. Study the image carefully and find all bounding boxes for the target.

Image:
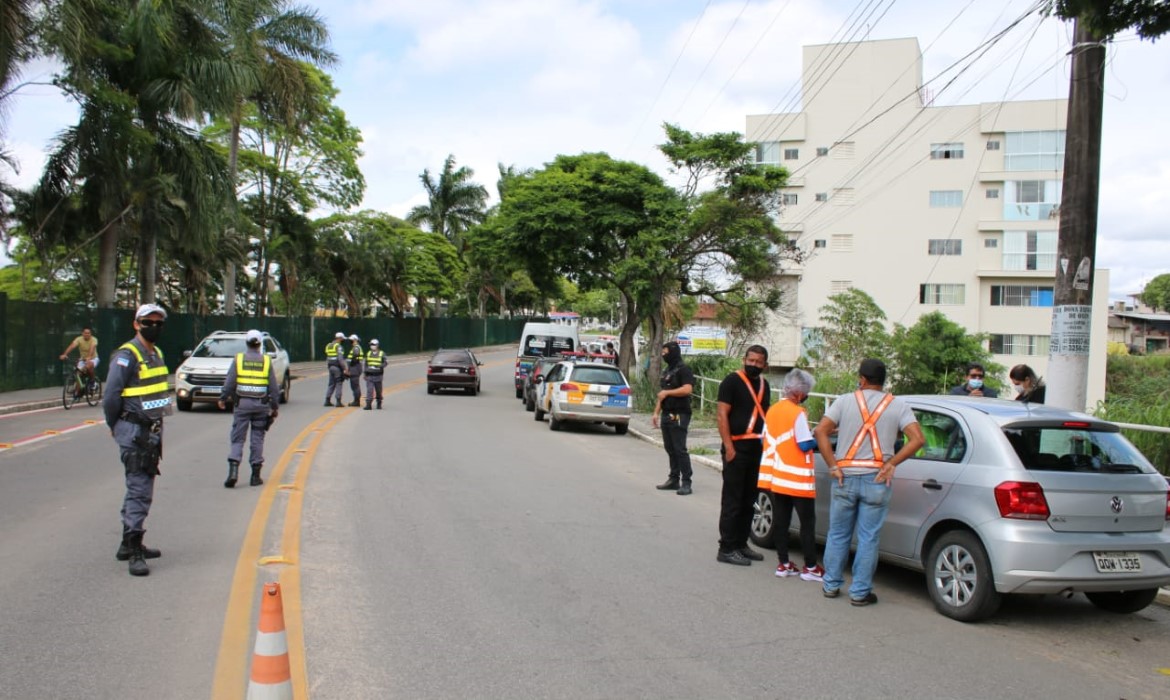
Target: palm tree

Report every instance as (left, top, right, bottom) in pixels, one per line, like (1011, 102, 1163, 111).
(1, 0, 35, 233)
(407, 154, 489, 258)
(212, 0, 335, 315)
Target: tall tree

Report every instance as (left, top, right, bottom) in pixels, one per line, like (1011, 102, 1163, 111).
(407, 154, 489, 257)
(1, 0, 36, 239)
(808, 288, 891, 374)
(1139, 273, 1170, 312)
(889, 311, 998, 394)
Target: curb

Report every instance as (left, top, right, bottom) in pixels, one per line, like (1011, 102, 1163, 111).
(0, 398, 64, 416)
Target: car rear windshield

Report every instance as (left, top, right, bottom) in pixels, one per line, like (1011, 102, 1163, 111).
(523, 335, 575, 357)
(570, 366, 624, 386)
(192, 338, 248, 358)
(433, 351, 470, 364)
(1004, 426, 1158, 474)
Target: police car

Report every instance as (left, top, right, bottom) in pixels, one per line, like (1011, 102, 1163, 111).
(174, 330, 291, 410)
(531, 361, 631, 434)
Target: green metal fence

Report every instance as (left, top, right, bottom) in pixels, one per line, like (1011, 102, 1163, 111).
(0, 293, 529, 392)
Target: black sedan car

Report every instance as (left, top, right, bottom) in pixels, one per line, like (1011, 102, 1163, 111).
(426, 348, 482, 395)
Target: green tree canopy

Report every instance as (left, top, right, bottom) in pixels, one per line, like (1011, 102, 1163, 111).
(807, 288, 891, 374)
(1140, 273, 1170, 312)
(889, 311, 999, 394)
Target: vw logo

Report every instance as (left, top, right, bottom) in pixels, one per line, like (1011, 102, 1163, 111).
(1110, 496, 1123, 514)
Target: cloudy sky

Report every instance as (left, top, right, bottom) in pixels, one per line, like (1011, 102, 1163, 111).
(3, 0, 1168, 300)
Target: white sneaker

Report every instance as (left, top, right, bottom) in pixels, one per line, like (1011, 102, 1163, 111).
(775, 562, 800, 578)
(800, 564, 825, 582)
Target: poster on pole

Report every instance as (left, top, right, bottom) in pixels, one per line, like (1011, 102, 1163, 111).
(1050, 305, 1092, 356)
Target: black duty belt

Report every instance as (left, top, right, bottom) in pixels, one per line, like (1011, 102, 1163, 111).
(120, 413, 162, 430)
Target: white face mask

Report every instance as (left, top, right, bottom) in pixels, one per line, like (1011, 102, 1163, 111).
(967, 378, 983, 390)
(1013, 383, 1023, 393)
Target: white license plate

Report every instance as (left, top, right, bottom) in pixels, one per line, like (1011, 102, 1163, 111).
(443, 368, 461, 374)
(1093, 551, 1143, 573)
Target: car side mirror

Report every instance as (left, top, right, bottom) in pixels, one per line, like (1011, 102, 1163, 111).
(182, 350, 192, 358)
(533, 376, 543, 384)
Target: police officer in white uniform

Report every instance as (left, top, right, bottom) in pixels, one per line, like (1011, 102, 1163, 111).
(219, 329, 280, 488)
(103, 303, 171, 576)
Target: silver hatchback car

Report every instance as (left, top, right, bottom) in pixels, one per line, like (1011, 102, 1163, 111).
(751, 396, 1170, 621)
(532, 361, 631, 434)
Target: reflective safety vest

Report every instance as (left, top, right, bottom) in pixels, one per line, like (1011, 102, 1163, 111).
(119, 341, 170, 418)
(758, 399, 815, 497)
(364, 349, 384, 374)
(346, 344, 362, 363)
(233, 353, 271, 398)
(325, 341, 342, 363)
(730, 370, 767, 441)
(837, 390, 895, 468)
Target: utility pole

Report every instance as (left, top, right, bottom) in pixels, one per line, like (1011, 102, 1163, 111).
(1046, 17, 1105, 412)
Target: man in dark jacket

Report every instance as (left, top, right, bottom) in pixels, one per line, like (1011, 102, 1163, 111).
(652, 341, 695, 495)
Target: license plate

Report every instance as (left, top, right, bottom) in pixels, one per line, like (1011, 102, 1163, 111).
(443, 368, 461, 374)
(1093, 551, 1142, 573)
(582, 395, 603, 407)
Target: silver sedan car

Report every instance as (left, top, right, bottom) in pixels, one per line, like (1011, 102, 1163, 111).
(751, 396, 1170, 621)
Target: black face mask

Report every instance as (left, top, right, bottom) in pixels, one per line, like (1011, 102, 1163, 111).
(139, 324, 163, 343)
(743, 365, 763, 380)
(662, 342, 682, 367)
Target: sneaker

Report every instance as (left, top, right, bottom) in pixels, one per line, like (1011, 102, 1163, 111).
(850, 592, 879, 607)
(774, 562, 799, 578)
(716, 550, 752, 566)
(823, 587, 840, 599)
(800, 565, 825, 582)
(739, 546, 764, 561)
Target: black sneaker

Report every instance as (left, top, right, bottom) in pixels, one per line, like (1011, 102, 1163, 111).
(850, 592, 879, 607)
(656, 478, 680, 490)
(739, 546, 764, 561)
(716, 550, 752, 566)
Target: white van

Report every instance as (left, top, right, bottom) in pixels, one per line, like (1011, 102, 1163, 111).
(515, 322, 579, 398)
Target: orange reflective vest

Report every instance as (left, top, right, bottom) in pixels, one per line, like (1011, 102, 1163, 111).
(730, 370, 767, 441)
(758, 399, 815, 497)
(837, 390, 895, 468)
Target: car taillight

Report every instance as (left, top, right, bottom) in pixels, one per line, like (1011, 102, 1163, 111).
(468, 366, 476, 376)
(994, 481, 1050, 520)
(427, 365, 435, 374)
(618, 387, 631, 395)
(1165, 489, 1170, 521)
(560, 382, 579, 392)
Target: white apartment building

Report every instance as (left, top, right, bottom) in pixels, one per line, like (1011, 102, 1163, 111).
(746, 37, 1107, 406)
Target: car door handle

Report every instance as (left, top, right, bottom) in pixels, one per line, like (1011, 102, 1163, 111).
(922, 480, 943, 490)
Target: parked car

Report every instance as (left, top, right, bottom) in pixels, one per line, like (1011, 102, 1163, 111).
(175, 330, 291, 411)
(427, 348, 482, 395)
(523, 357, 562, 412)
(750, 396, 1170, 621)
(532, 361, 631, 434)
(514, 322, 579, 399)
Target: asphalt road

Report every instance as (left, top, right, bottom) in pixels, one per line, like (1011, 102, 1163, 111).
(2, 347, 1169, 699)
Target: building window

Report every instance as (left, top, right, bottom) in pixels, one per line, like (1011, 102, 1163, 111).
(930, 142, 965, 160)
(830, 234, 853, 252)
(928, 239, 962, 256)
(784, 148, 799, 160)
(816, 147, 829, 156)
(986, 188, 1000, 199)
(1005, 130, 1065, 171)
(985, 238, 999, 248)
(782, 193, 798, 206)
(1003, 230, 1057, 271)
(1004, 180, 1061, 221)
(832, 188, 855, 205)
(990, 334, 1050, 356)
(991, 285, 1055, 307)
(929, 190, 963, 208)
(829, 280, 852, 294)
(920, 284, 966, 305)
(815, 192, 828, 202)
(987, 140, 1001, 150)
(813, 239, 827, 248)
(754, 141, 780, 164)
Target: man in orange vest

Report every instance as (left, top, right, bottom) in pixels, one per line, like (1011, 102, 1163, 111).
(758, 369, 822, 581)
(814, 358, 924, 605)
(715, 345, 771, 566)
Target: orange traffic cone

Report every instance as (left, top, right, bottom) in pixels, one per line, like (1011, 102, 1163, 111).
(246, 582, 293, 700)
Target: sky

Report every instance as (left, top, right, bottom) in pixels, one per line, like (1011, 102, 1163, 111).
(3, 0, 1168, 301)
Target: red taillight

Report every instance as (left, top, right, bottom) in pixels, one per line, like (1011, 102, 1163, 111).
(427, 365, 435, 374)
(1165, 490, 1170, 522)
(618, 387, 631, 395)
(560, 382, 579, 392)
(1062, 421, 1091, 428)
(467, 366, 476, 376)
(994, 481, 1050, 520)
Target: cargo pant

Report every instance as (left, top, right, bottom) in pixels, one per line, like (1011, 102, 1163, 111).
(325, 362, 344, 403)
(348, 361, 362, 402)
(229, 398, 271, 465)
(365, 373, 384, 407)
(115, 419, 161, 534)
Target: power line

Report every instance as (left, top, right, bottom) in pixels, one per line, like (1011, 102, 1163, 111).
(669, 0, 754, 121)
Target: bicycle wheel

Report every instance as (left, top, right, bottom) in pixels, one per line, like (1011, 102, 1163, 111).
(85, 377, 102, 406)
(63, 372, 78, 410)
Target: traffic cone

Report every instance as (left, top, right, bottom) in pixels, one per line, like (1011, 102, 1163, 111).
(246, 582, 293, 700)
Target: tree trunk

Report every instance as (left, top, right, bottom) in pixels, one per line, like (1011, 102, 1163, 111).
(647, 306, 666, 390)
(95, 223, 120, 308)
(1046, 18, 1104, 412)
(617, 292, 639, 378)
(138, 225, 157, 304)
(223, 108, 242, 316)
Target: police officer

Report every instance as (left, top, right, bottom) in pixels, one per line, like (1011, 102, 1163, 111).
(324, 331, 345, 407)
(345, 333, 363, 406)
(363, 338, 385, 410)
(103, 303, 171, 577)
(219, 329, 279, 488)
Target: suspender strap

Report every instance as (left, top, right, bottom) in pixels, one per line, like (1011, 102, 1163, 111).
(838, 391, 895, 468)
(730, 370, 767, 441)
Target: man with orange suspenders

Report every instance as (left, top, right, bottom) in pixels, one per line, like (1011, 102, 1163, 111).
(814, 359, 924, 605)
(715, 345, 771, 566)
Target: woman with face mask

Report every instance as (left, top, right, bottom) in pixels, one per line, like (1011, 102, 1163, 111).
(1008, 364, 1046, 404)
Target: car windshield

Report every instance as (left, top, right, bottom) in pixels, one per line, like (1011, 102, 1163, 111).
(570, 366, 624, 386)
(433, 351, 470, 364)
(192, 337, 248, 358)
(523, 335, 575, 357)
(1004, 426, 1157, 474)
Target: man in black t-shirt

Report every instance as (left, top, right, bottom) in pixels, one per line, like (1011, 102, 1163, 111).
(715, 345, 771, 566)
(652, 341, 695, 495)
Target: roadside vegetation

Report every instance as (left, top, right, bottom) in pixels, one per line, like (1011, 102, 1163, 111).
(1098, 355, 1170, 474)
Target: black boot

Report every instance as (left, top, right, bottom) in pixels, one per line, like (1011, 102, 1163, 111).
(348, 399, 361, 407)
(116, 527, 161, 561)
(363, 403, 372, 410)
(126, 532, 149, 576)
(376, 401, 382, 410)
(656, 477, 680, 490)
(250, 463, 264, 486)
(676, 481, 693, 496)
(224, 459, 239, 488)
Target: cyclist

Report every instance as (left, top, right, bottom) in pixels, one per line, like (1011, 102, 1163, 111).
(60, 326, 100, 391)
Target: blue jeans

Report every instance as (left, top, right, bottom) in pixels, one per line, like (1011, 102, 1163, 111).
(822, 472, 892, 599)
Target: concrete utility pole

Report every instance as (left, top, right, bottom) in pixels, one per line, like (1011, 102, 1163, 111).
(1047, 18, 1105, 412)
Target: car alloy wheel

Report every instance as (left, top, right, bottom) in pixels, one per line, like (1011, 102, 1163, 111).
(927, 530, 1002, 622)
(750, 491, 776, 548)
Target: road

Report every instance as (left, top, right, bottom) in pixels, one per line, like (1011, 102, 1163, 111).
(1, 347, 1168, 699)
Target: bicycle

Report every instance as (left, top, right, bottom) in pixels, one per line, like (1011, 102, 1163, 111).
(63, 358, 102, 409)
